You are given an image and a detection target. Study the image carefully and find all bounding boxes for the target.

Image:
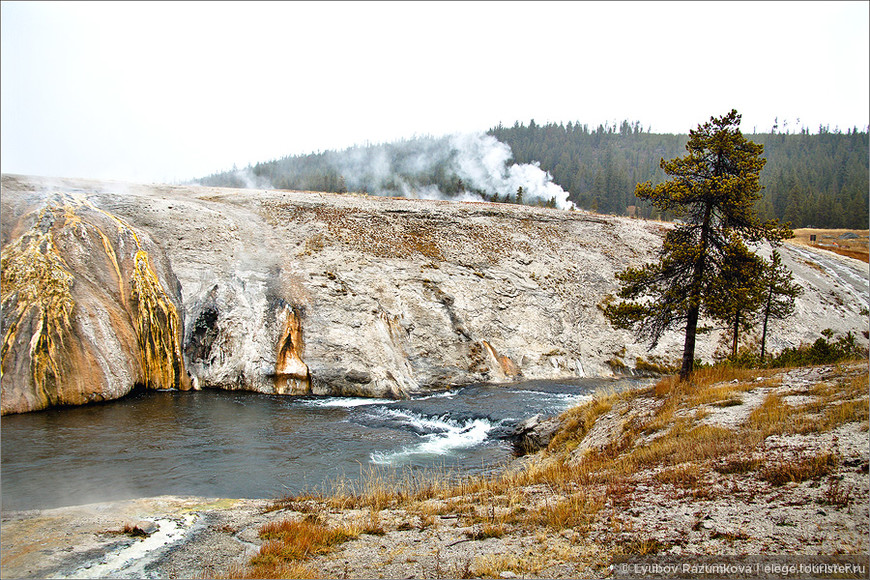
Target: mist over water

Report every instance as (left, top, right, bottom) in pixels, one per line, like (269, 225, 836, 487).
(0, 378, 643, 511)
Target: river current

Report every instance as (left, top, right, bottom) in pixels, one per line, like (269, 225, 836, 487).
(1, 378, 644, 511)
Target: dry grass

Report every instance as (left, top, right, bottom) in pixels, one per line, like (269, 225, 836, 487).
(632, 422, 748, 468)
(689, 365, 779, 390)
(747, 393, 793, 436)
(465, 522, 507, 540)
(618, 538, 668, 556)
(687, 380, 758, 407)
(359, 508, 387, 536)
(280, 464, 462, 512)
(234, 517, 361, 578)
(527, 363, 861, 502)
(789, 228, 869, 263)
(216, 561, 321, 579)
(471, 553, 531, 578)
(821, 478, 854, 508)
(654, 464, 702, 488)
(470, 541, 580, 579)
(548, 392, 618, 452)
(635, 356, 680, 375)
(759, 452, 839, 486)
(226, 516, 361, 578)
(523, 491, 605, 531)
(714, 456, 764, 475)
(748, 372, 869, 436)
(255, 519, 359, 560)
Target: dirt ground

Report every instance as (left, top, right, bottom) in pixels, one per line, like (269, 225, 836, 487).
(789, 229, 869, 262)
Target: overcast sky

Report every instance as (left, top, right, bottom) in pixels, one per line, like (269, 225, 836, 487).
(2, 1, 868, 184)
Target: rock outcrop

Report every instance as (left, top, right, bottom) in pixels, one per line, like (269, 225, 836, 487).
(1, 190, 189, 414)
(1, 174, 867, 413)
(509, 413, 562, 455)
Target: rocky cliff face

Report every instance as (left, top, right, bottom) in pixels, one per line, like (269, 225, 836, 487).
(1, 185, 189, 414)
(2, 174, 867, 413)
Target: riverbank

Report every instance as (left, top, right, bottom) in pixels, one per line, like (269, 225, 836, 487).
(2, 362, 867, 579)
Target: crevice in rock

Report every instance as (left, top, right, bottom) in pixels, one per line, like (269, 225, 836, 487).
(422, 280, 472, 340)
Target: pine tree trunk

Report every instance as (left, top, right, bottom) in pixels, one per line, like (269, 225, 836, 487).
(731, 311, 740, 358)
(760, 284, 773, 360)
(680, 202, 714, 381)
(680, 305, 699, 380)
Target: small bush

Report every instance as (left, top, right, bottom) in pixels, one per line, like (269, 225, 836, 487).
(528, 492, 604, 531)
(766, 332, 868, 368)
(465, 522, 506, 540)
(821, 478, 853, 508)
(606, 357, 627, 372)
(361, 510, 386, 536)
(654, 464, 701, 488)
(635, 357, 679, 375)
(714, 397, 744, 407)
(217, 561, 321, 579)
(621, 538, 666, 555)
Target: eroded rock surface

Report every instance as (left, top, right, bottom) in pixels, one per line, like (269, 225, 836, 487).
(1, 189, 189, 414)
(1, 174, 867, 412)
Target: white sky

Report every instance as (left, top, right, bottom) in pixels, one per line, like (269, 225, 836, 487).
(2, 1, 868, 184)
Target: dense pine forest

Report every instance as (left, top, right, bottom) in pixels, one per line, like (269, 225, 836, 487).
(490, 120, 869, 229)
(198, 121, 869, 229)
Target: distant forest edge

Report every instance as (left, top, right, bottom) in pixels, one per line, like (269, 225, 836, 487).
(197, 120, 869, 229)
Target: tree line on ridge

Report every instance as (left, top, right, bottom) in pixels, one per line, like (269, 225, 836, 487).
(198, 120, 869, 230)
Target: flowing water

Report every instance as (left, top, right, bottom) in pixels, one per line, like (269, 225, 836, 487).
(1, 378, 644, 511)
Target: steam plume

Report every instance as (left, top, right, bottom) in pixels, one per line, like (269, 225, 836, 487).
(210, 133, 575, 211)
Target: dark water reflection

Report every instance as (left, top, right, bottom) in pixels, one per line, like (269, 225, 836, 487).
(1, 378, 643, 510)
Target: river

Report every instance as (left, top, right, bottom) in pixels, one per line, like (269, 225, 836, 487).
(1, 378, 645, 511)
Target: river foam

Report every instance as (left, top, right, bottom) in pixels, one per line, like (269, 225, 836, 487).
(368, 408, 494, 465)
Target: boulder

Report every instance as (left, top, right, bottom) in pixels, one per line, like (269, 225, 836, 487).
(509, 414, 562, 455)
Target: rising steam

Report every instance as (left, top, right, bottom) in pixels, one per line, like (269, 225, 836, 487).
(214, 133, 575, 211)
(445, 133, 574, 210)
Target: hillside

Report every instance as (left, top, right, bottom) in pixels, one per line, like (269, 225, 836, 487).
(790, 228, 869, 263)
(1, 174, 868, 414)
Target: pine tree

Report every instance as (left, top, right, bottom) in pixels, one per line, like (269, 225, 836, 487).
(604, 110, 792, 380)
(758, 249, 803, 360)
(706, 238, 767, 358)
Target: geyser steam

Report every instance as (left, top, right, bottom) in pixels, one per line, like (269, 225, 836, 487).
(445, 133, 574, 210)
(215, 133, 575, 211)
